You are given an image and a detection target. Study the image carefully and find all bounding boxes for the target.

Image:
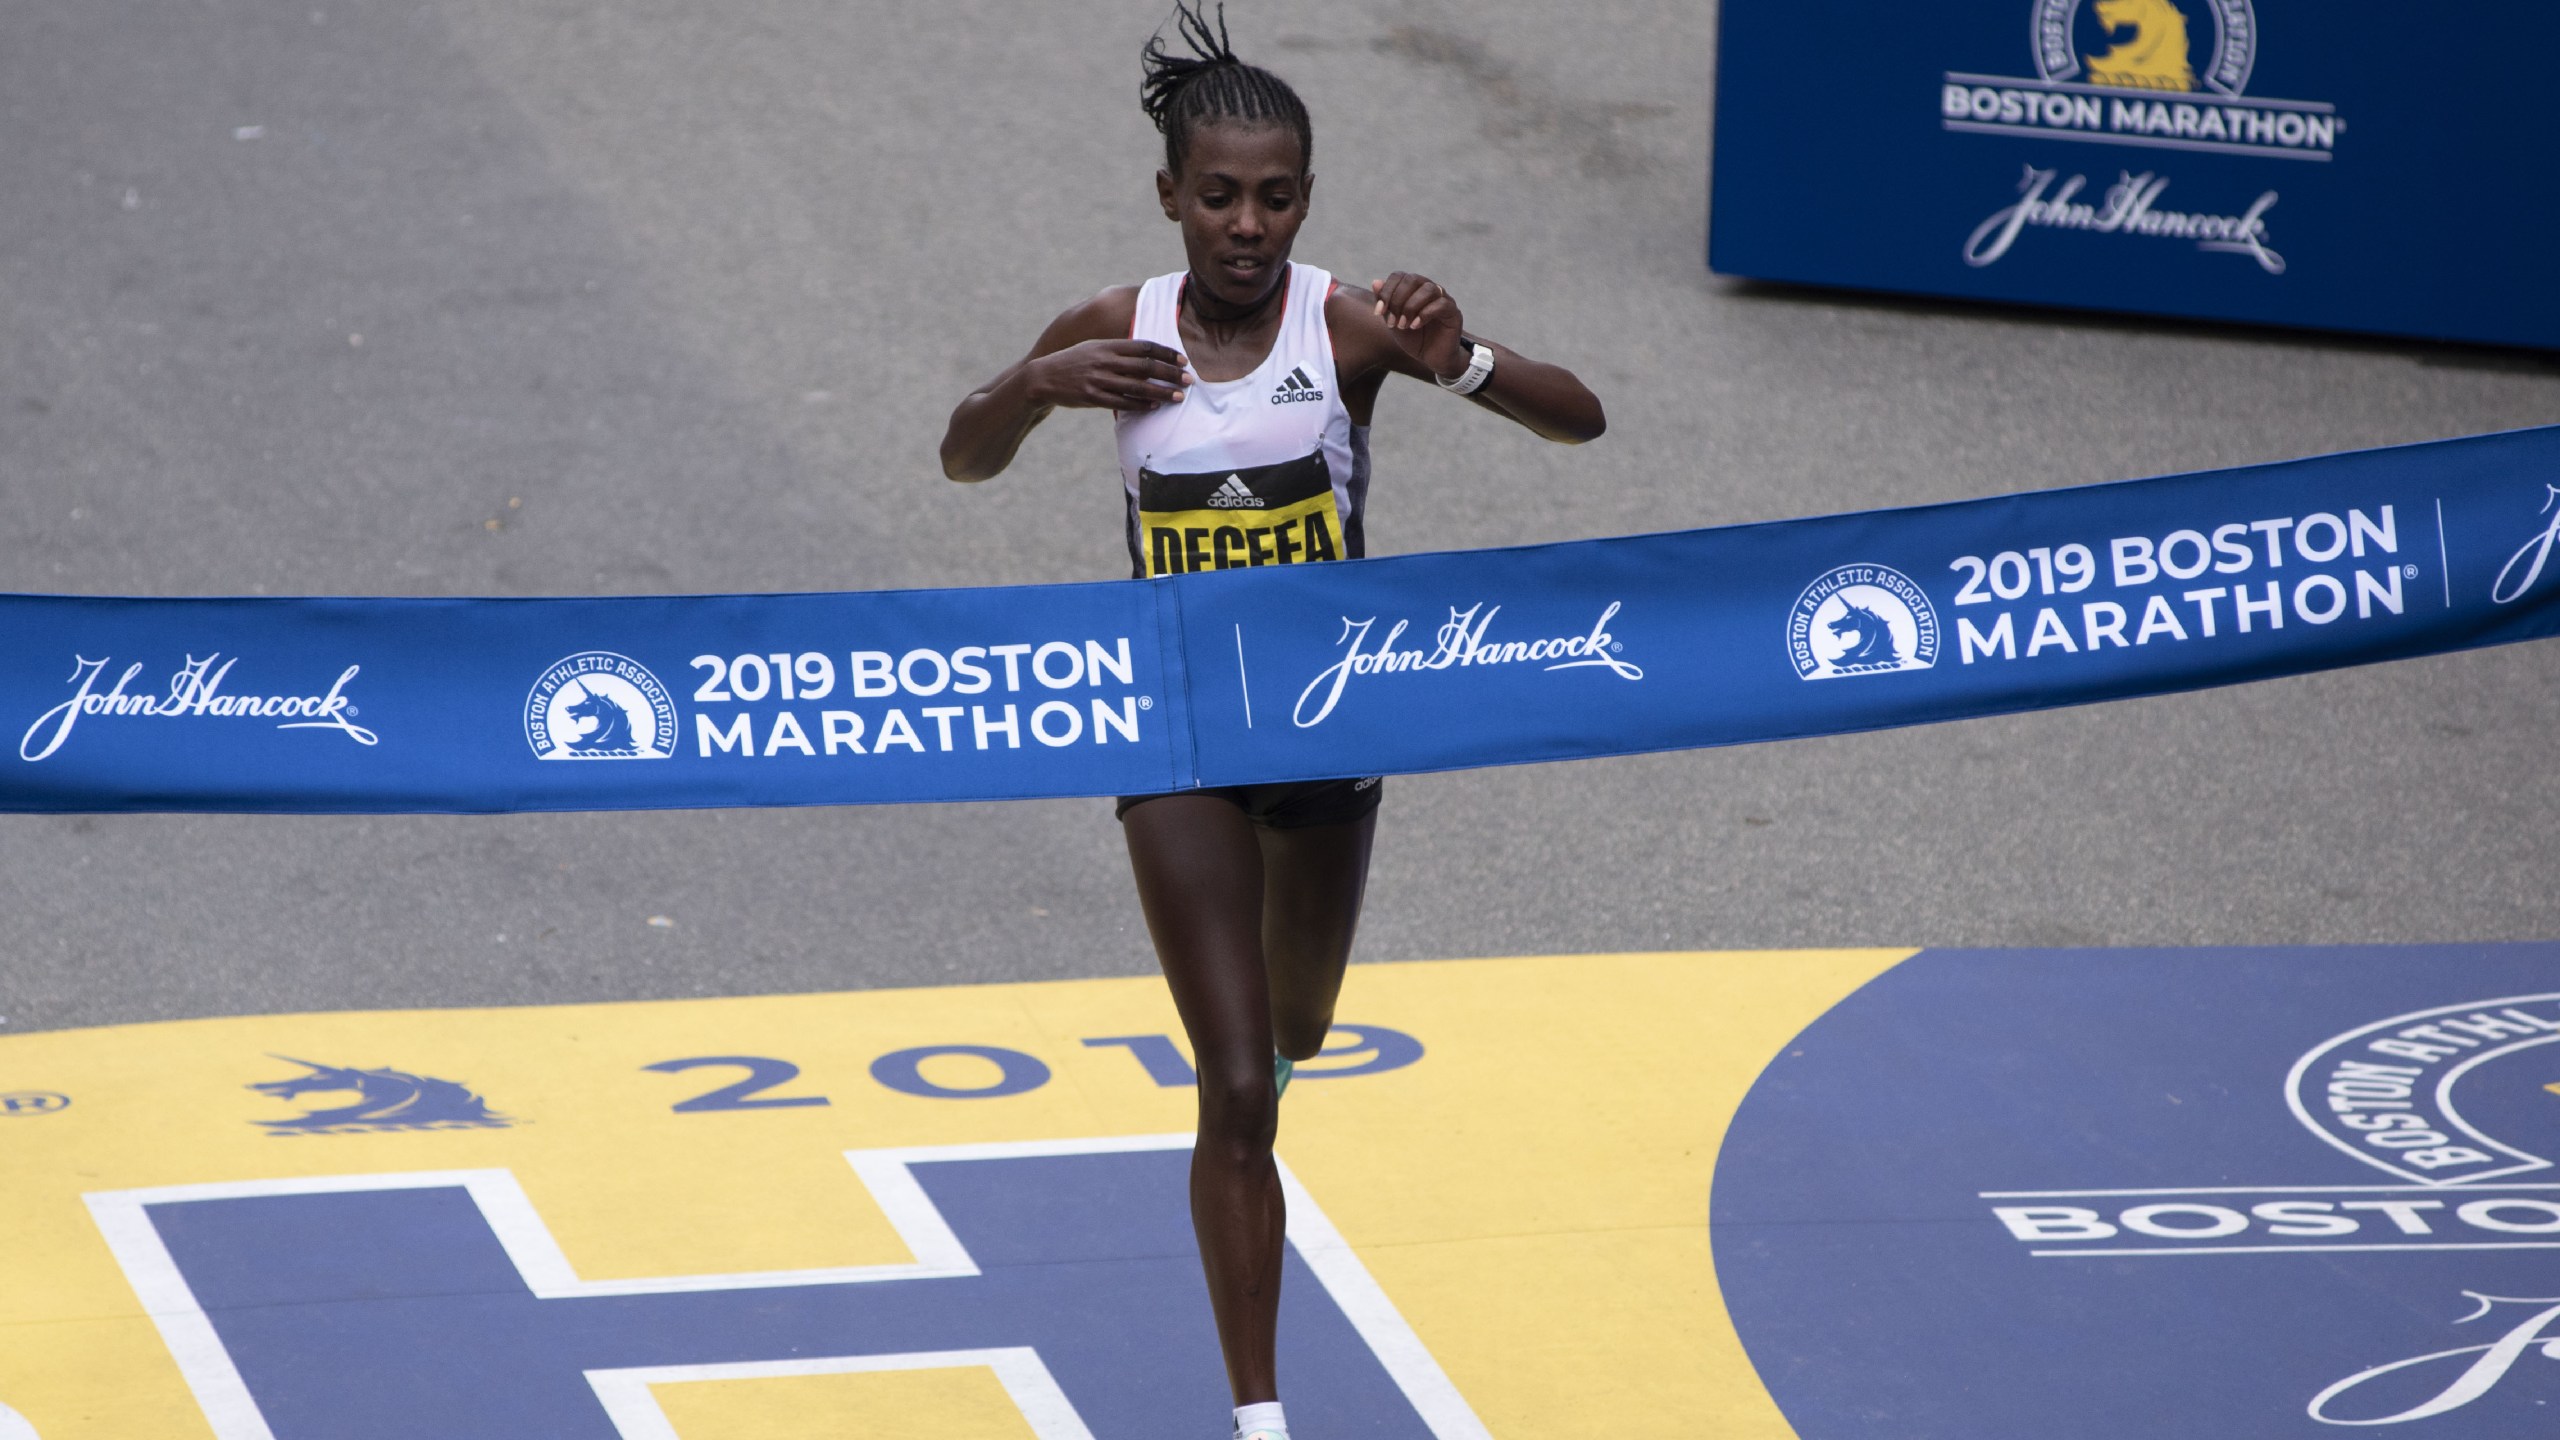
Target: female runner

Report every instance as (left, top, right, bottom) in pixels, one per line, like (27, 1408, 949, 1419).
(939, 7, 1603, 1435)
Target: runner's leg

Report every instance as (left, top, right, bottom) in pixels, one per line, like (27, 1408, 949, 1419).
(1123, 794, 1285, 1406)
(1259, 811, 1377, 1062)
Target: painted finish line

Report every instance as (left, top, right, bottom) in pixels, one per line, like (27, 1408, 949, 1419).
(6, 426, 2560, 812)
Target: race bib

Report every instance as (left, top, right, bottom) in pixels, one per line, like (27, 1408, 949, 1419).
(1137, 452, 1343, 577)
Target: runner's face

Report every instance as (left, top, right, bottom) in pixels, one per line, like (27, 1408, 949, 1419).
(1157, 123, 1310, 311)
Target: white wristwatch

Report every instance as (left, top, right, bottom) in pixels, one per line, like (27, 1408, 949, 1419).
(1437, 341, 1496, 396)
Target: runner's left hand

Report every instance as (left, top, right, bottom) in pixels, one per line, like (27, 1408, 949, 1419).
(1368, 272, 1469, 382)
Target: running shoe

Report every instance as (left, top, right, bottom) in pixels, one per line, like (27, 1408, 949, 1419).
(1273, 1053, 1294, 1099)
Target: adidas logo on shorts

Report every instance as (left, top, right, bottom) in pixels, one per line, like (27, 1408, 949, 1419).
(1268, 365, 1326, 405)
(1205, 474, 1266, 509)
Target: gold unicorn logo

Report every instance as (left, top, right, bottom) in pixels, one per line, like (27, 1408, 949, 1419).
(2085, 0, 2197, 90)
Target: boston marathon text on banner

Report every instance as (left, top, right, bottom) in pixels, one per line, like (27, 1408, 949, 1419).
(3, 426, 2559, 813)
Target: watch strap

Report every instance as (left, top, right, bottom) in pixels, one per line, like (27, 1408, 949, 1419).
(1438, 341, 1496, 396)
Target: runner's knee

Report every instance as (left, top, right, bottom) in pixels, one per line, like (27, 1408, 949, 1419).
(1195, 1056, 1278, 1155)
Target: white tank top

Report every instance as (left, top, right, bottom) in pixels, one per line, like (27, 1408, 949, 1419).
(1114, 262, 1370, 579)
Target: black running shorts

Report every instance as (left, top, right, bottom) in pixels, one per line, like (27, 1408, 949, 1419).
(1115, 776, 1384, 829)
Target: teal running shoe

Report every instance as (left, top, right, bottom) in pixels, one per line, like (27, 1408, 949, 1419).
(1274, 1053, 1294, 1099)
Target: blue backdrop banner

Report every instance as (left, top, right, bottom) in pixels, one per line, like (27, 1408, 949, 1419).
(6, 426, 2559, 813)
(1708, 0, 2560, 350)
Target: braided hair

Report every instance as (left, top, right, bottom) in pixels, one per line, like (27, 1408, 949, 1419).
(1139, 2, 1311, 176)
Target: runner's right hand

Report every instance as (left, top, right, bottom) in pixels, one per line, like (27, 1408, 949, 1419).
(1031, 340, 1190, 411)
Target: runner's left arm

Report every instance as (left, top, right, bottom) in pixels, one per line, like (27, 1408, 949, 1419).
(1327, 274, 1605, 444)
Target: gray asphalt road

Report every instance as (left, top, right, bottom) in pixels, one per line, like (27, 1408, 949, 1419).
(4, 0, 2555, 1034)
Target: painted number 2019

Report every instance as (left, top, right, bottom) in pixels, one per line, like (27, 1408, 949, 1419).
(641, 1025, 1423, 1112)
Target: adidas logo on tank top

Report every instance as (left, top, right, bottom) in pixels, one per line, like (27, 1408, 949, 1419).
(1206, 475, 1267, 509)
(1269, 366, 1325, 405)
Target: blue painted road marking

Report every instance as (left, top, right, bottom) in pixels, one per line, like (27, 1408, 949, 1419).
(104, 1139, 1476, 1440)
(1713, 944, 2560, 1439)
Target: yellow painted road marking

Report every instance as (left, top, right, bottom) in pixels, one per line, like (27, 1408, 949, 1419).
(0, 948, 1908, 1439)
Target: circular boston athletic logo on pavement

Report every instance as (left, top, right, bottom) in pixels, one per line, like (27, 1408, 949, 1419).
(1787, 564, 1941, 680)
(1714, 945, 2560, 1440)
(524, 652, 676, 760)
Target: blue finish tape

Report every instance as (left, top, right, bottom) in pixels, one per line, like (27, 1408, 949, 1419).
(7, 426, 2558, 813)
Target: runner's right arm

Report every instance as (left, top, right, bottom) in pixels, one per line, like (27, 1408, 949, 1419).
(940, 288, 1189, 482)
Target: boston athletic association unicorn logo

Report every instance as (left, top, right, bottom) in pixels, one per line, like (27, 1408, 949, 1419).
(524, 650, 677, 760)
(2023, 0, 2260, 100)
(250, 1056, 512, 1134)
(2085, 0, 2197, 90)
(1789, 563, 1942, 680)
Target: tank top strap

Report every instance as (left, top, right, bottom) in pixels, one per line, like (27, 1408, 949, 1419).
(1284, 264, 1336, 384)
(1131, 271, 1184, 350)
